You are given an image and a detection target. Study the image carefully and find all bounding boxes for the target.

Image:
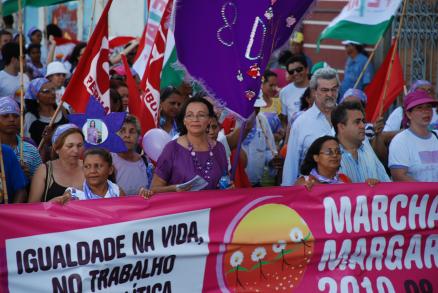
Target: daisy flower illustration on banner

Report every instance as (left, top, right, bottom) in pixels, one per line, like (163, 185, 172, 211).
(227, 250, 247, 288)
(251, 247, 269, 280)
(272, 240, 295, 270)
(290, 227, 312, 256)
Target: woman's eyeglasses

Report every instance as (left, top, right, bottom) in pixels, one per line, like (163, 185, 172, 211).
(185, 113, 209, 121)
(287, 66, 304, 75)
(319, 148, 342, 156)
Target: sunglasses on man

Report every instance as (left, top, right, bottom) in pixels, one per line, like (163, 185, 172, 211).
(287, 66, 304, 75)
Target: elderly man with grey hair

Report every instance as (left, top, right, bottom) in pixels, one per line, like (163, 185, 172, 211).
(282, 67, 338, 186)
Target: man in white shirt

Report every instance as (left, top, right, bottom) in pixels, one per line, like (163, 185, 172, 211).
(282, 67, 338, 185)
(279, 55, 309, 125)
(0, 42, 29, 102)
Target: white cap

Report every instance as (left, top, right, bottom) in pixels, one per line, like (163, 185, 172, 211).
(45, 61, 69, 78)
(342, 40, 361, 45)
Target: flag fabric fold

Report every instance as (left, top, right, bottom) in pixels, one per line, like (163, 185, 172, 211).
(318, 0, 402, 46)
(62, 0, 113, 113)
(137, 0, 174, 127)
(365, 40, 404, 122)
(133, 0, 171, 81)
(121, 54, 156, 135)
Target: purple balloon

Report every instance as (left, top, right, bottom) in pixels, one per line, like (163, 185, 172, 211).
(174, 0, 315, 118)
(142, 129, 172, 161)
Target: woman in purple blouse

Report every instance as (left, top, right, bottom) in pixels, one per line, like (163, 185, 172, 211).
(151, 94, 228, 193)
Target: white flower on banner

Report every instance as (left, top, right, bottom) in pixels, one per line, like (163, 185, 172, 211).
(230, 251, 244, 267)
(251, 247, 267, 262)
(289, 227, 304, 243)
(272, 240, 287, 253)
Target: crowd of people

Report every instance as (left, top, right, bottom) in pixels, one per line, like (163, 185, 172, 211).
(0, 21, 437, 205)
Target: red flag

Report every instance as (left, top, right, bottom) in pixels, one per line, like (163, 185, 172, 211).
(121, 54, 156, 135)
(365, 40, 404, 122)
(109, 36, 136, 49)
(62, 0, 113, 113)
(139, 0, 173, 126)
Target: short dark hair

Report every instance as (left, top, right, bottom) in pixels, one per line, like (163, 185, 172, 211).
(299, 87, 311, 111)
(263, 69, 277, 82)
(84, 147, 112, 165)
(122, 114, 141, 136)
(300, 136, 339, 175)
(46, 24, 63, 39)
(3, 16, 14, 26)
(176, 93, 215, 135)
(110, 88, 123, 112)
(285, 54, 308, 69)
(331, 101, 365, 135)
(26, 43, 41, 55)
(278, 50, 293, 67)
(0, 29, 12, 39)
(1, 42, 20, 65)
(83, 147, 115, 182)
(160, 86, 182, 103)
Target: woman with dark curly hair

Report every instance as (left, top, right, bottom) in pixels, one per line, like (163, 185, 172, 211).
(295, 135, 350, 188)
(64, 42, 87, 74)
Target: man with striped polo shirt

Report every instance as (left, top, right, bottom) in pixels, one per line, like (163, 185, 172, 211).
(331, 101, 390, 183)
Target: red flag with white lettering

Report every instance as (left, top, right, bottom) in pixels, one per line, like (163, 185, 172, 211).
(121, 54, 156, 135)
(62, 0, 113, 113)
(138, 0, 173, 126)
(133, 0, 171, 81)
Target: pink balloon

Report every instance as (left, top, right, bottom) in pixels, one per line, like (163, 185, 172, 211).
(142, 128, 171, 161)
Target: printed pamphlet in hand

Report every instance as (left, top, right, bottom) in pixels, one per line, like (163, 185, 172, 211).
(176, 175, 208, 191)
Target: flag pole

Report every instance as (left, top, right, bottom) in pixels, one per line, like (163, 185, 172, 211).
(353, 35, 384, 89)
(17, 0, 25, 163)
(37, 101, 65, 151)
(0, 142, 9, 205)
(378, 0, 408, 117)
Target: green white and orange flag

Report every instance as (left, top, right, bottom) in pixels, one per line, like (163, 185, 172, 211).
(317, 0, 402, 46)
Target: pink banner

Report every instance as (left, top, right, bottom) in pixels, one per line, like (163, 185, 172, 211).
(0, 183, 437, 292)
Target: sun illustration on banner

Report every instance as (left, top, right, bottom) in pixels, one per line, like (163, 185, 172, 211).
(223, 204, 314, 292)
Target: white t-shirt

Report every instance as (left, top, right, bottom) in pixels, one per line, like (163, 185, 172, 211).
(388, 129, 438, 182)
(0, 70, 30, 102)
(279, 83, 307, 123)
(384, 106, 438, 132)
(217, 130, 231, 171)
(384, 106, 403, 132)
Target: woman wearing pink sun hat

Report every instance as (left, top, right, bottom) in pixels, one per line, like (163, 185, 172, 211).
(388, 90, 438, 182)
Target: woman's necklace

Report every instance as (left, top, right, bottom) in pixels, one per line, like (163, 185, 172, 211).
(187, 138, 214, 181)
(310, 168, 342, 184)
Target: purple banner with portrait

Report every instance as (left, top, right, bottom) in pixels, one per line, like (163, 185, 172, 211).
(174, 0, 315, 118)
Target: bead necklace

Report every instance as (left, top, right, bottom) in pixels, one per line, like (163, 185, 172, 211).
(187, 138, 214, 181)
